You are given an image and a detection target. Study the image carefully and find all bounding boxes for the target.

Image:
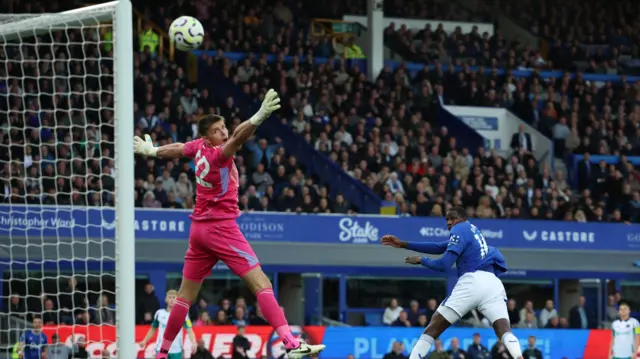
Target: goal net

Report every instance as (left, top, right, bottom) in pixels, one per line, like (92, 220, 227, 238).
(0, 2, 135, 358)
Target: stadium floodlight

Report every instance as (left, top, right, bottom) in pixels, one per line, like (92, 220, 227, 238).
(0, 1, 135, 358)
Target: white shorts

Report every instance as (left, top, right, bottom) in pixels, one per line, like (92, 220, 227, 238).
(437, 270, 509, 325)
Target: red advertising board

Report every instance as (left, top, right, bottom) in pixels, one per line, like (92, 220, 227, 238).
(40, 325, 623, 359)
(42, 325, 326, 359)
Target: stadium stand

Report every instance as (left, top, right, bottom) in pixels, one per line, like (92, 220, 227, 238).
(1, 0, 640, 358)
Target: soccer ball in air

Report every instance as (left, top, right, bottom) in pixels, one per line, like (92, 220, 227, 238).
(169, 16, 204, 51)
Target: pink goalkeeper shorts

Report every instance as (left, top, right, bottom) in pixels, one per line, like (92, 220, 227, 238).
(183, 218, 260, 282)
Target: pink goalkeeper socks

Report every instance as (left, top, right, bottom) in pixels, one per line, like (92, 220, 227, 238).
(158, 297, 191, 356)
(256, 288, 300, 349)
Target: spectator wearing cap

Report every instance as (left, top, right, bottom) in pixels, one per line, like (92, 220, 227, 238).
(47, 334, 71, 359)
(466, 333, 489, 359)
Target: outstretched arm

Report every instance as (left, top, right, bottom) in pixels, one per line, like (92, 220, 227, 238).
(419, 251, 459, 272)
(134, 135, 186, 160)
(405, 251, 459, 272)
(381, 235, 449, 255)
(221, 89, 280, 159)
(407, 241, 449, 255)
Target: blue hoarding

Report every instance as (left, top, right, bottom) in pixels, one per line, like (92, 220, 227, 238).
(1, 205, 639, 251)
(320, 327, 590, 359)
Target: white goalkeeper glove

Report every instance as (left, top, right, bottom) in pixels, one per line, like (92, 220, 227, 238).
(249, 89, 281, 126)
(133, 134, 158, 157)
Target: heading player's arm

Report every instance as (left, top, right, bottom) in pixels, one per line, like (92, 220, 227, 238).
(414, 251, 459, 272)
(221, 89, 280, 159)
(381, 235, 449, 254)
(406, 230, 464, 271)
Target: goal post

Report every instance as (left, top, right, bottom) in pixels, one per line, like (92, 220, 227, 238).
(0, 1, 135, 358)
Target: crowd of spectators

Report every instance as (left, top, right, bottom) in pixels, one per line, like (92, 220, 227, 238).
(2, 0, 640, 223)
(1, 1, 640, 358)
(495, 0, 640, 73)
(380, 292, 626, 330)
(4, 278, 265, 327)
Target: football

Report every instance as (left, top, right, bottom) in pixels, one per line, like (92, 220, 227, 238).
(169, 16, 204, 51)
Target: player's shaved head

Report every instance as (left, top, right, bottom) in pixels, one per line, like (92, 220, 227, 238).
(198, 114, 225, 137)
(445, 206, 467, 230)
(446, 206, 467, 220)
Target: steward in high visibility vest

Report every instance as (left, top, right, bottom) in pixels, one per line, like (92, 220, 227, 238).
(11, 342, 19, 359)
(345, 39, 365, 59)
(102, 27, 113, 53)
(139, 23, 159, 54)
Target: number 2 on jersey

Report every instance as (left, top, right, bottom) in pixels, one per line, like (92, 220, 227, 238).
(195, 150, 213, 188)
(475, 233, 488, 259)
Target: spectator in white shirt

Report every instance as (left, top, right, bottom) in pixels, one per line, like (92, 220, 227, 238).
(180, 88, 198, 115)
(314, 132, 332, 152)
(380, 134, 399, 156)
(383, 298, 403, 325)
(335, 126, 353, 146)
(386, 172, 405, 196)
(538, 299, 558, 327)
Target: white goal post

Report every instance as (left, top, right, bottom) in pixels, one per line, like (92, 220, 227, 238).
(0, 1, 135, 358)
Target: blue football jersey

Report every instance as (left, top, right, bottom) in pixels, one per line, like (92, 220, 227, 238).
(446, 221, 508, 277)
(20, 329, 47, 359)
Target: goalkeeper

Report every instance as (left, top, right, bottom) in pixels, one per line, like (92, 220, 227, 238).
(140, 290, 197, 359)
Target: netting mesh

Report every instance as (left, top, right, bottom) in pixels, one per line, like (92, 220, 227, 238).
(0, 8, 120, 358)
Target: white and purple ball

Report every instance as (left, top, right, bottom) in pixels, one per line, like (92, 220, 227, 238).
(169, 16, 204, 51)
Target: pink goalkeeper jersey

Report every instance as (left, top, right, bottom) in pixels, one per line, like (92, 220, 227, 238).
(183, 138, 241, 221)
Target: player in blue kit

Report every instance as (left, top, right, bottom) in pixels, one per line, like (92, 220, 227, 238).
(18, 317, 48, 359)
(381, 206, 524, 359)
